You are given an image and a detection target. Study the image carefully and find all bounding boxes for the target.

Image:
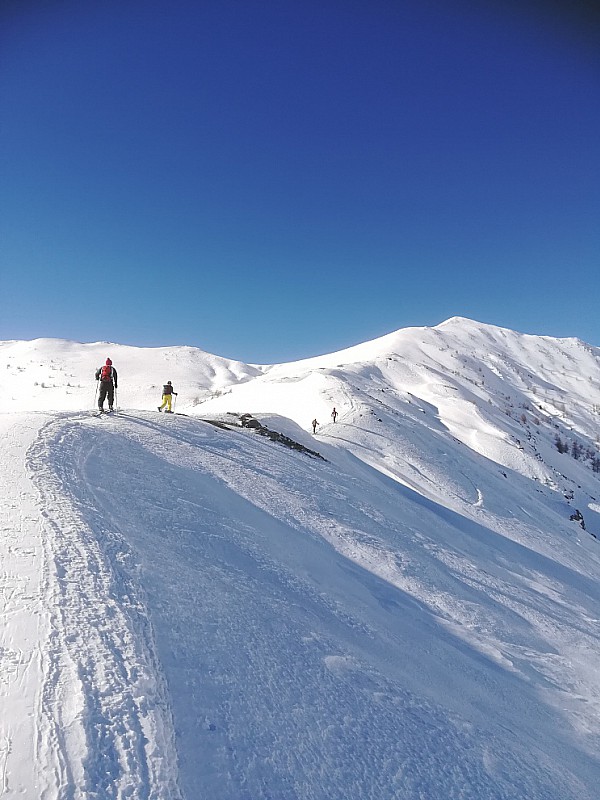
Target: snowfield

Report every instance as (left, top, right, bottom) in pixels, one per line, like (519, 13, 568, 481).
(1, 318, 600, 798)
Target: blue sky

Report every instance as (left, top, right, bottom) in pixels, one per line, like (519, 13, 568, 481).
(1, 0, 598, 363)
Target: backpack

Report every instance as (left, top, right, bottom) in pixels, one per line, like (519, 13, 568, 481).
(100, 364, 112, 381)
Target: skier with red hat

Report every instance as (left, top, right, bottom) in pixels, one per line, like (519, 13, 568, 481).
(95, 357, 118, 413)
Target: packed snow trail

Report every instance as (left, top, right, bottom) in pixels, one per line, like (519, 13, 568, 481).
(15, 410, 599, 799)
(26, 414, 182, 800)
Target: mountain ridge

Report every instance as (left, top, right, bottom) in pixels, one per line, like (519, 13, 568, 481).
(3, 317, 600, 534)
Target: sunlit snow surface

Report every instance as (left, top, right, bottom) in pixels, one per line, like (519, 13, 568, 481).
(2, 318, 600, 798)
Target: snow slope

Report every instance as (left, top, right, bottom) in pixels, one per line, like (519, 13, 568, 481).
(1, 318, 600, 798)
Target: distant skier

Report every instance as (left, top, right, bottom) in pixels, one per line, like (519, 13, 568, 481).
(331, 407, 338, 423)
(312, 418, 319, 434)
(95, 358, 118, 413)
(158, 381, 178, 413)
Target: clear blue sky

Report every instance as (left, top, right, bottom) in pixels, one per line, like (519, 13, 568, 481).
(1, 0, 598, 362)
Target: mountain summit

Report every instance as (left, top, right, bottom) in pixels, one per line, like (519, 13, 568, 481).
(1, 318, 600, 798)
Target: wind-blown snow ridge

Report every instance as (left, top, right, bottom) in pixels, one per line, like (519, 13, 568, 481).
(1, 317, 600, 798)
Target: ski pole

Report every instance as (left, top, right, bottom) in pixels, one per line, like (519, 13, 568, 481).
(173, 393, 177, 412)
(115, 387, 118, 414)
(93, 380, 98, 410)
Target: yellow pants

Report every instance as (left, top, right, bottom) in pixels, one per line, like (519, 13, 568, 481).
(159, 394, 173, 412)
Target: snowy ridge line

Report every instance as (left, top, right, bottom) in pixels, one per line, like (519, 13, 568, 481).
(26, 418, 182, 799)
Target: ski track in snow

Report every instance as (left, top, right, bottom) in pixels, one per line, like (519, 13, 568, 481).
(26, 415, 182, 799)
(7, 409, 595, 799)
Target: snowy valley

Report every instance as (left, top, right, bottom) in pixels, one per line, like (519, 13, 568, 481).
(1, 317, 600, 799)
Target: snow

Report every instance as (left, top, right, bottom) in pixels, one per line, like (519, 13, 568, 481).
(1, 318, 600, 798)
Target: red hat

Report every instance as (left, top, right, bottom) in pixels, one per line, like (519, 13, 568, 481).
(106, 358, 112, 365)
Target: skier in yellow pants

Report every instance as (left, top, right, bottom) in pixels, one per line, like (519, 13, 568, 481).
(158, 381, 177, 413)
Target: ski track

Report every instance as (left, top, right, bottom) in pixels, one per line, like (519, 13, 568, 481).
(27, 414, 182, 800)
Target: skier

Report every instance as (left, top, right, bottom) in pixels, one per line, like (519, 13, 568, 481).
(312, 418, 319, 434)
(95, 358, 118, 413)
(331, 407, 338, 423)
(158, 381, 178, 413)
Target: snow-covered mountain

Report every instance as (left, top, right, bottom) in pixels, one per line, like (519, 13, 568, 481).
(1, 317, 600, 798)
